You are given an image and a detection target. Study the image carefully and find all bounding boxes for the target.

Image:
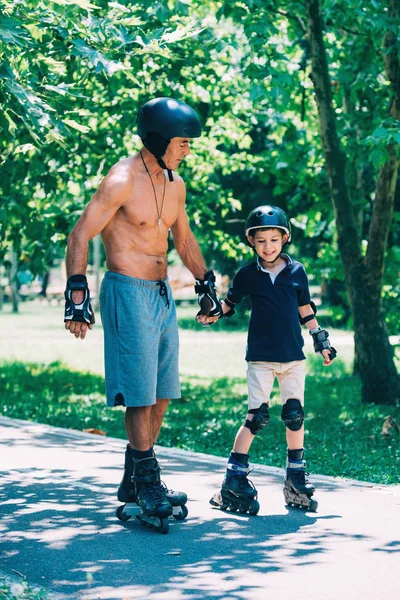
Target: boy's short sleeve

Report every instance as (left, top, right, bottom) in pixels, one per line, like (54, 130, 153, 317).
(297, 266, 311, 306)
(227, 268, 248, 304)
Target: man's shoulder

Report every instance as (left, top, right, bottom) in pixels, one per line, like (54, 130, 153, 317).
(108, 157, 136, 183)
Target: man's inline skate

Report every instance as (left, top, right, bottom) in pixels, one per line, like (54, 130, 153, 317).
(210, 452, 260, 515)
(283, 449, 318, 512)
(116, 447, 188, 534)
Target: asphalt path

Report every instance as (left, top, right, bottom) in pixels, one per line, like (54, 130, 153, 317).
(1, 416, 399, 600)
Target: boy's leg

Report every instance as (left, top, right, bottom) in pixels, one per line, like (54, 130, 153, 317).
(210, 362, 275, 513)
(277, 362, 316, 509)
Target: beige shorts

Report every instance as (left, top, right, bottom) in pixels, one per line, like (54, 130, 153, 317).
(247, 360, 306, 410)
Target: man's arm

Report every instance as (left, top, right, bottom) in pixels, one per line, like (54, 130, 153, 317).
(170, 178, 207, 280)
(65, 164, 134, 339)
(170, 178, 220, 324)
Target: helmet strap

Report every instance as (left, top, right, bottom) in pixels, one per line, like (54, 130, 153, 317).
(156, 157, 174, 182)
(142, 132, 174, 182)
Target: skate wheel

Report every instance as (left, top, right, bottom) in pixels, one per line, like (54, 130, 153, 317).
(116, 505, 131, 522)
(239, 506, 248, 514)
(309, 499, 318, 512)
(228, 504, 238, 512)
(159, 518, 169, 534)
(173, 504, 188, 521)
(248, 500, 260, 516)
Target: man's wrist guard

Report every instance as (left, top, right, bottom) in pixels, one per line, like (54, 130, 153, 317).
(310, 327, 337, 360)
(64, 274, 95, 325)
(223, 297, 236, 318)
(194, 270, 223, 320)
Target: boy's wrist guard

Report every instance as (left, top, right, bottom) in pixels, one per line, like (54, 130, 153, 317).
(309, 327, 337, 360)
(194, 270, 223, 320)
(223, 297, 236, 318)
(64, 274, 95, 325)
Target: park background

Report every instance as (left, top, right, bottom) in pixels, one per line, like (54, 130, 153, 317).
(1, 0, 399, 494)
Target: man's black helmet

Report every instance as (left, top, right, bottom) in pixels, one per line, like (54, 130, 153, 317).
(137, 97, 202, 180)
(245, 205, 292, 243)
(137, 97, 202, 142)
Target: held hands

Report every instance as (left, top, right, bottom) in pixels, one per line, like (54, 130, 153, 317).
(194, 270, 223, 326)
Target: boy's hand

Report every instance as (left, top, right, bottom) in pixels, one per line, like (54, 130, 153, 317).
(322, 348, 333, 366)
(310, 327, 337, 365)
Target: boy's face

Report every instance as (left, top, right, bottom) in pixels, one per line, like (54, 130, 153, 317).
(249, 228, 288, 263)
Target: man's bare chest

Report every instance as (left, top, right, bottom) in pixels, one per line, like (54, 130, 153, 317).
(121, 184, 180, 229)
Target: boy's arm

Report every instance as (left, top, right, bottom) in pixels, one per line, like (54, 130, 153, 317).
(298, 304, 337, 366)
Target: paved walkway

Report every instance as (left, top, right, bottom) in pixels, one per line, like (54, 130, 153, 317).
(1, 416, 399, 600)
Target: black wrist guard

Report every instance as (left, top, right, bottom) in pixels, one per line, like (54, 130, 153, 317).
(194, 270, 223, 319)
(64, 274, 95, 325)
(310, 327, 337, 360)
(223, 297, 236, 318)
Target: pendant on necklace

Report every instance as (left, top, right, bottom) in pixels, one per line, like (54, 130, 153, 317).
(158, 218, 162, 226)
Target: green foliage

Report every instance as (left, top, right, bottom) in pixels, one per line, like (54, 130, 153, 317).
(1, 360, 399, 484)
(0, 0, 399, 337)
(0, 577, 46, 600)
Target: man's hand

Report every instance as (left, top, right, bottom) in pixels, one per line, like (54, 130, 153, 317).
(194, 270, 223, 326)
(64, 274, 95, 340)
(196, 313, 220, 326)
(65, 290, 93, 339)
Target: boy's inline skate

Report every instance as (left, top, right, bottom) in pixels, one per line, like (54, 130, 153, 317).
(210, 452, 260, 516)
(283, 449, 318, 512)
(116, 447, 188, 534)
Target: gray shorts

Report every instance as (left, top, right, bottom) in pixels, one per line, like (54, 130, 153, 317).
(99, 271, 181, 407)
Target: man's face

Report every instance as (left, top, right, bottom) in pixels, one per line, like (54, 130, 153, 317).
(163, 137, 191, 170)
(249, 228, 288, 263)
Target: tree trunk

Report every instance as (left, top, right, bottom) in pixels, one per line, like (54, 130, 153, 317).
(306, 0, 400, 405)
(9, 246, 19, 314)
(0, 263, 3, 311)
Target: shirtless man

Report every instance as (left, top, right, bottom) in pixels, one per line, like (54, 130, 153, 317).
(64, 98, 222, 521)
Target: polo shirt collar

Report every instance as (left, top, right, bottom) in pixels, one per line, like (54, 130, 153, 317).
(256, 253, 292, 272)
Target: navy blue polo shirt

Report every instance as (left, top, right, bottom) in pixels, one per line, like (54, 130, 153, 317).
(227, 254, 311, 362)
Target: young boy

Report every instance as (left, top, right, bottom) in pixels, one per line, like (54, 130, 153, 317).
(210, 205, 336, 513)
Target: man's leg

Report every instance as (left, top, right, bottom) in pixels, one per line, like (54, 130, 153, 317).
(151, 398, 170, 444)
(124, 406, 153, 450)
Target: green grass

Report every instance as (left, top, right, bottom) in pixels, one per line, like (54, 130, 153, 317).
(0, 577, 46, 600)
(1, 359, 399, 484)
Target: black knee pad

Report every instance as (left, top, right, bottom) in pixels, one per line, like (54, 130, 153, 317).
(244, 402, 270, 435)
(281, 399, 304, 431)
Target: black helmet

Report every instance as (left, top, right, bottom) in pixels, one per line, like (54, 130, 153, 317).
(245, 205, 292, 243)
(137, 97, 202, 181)
(137, 97, 202, 142)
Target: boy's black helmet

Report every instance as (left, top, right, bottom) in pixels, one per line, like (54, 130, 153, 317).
(245, 205, 292, 243)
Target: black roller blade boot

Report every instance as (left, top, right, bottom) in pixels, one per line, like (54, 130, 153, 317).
(283, 449, 318, 512)
(210, 453, 260, 515)
(117, 445, 136, 503)
(117, 446, 188, 522)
